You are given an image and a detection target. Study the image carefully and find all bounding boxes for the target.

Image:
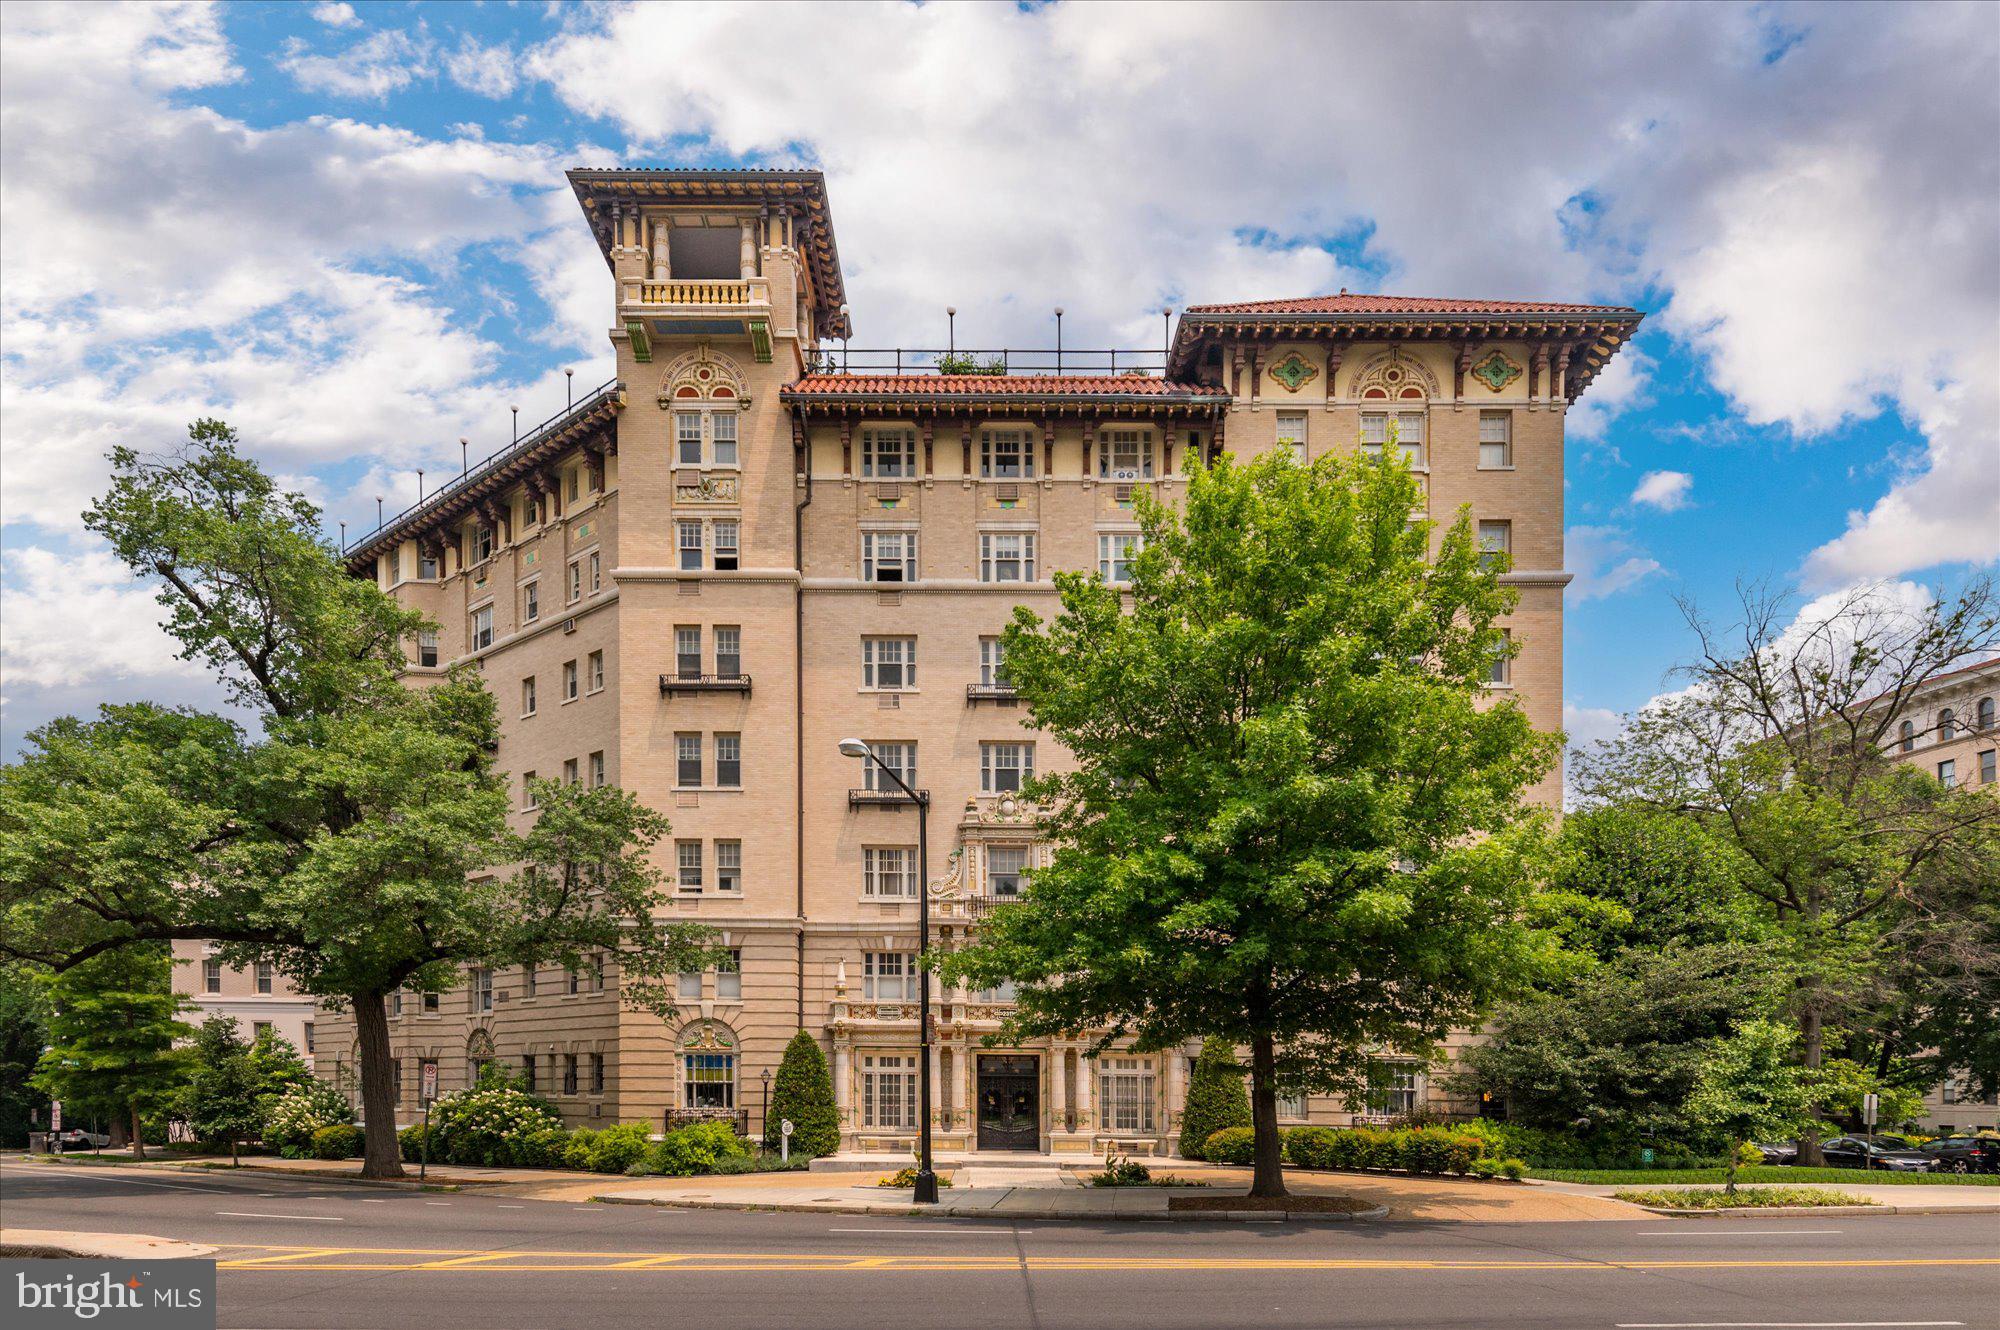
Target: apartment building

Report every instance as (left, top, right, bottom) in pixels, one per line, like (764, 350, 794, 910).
(170, 940, 318, 1066)
(318, 167, 1641, 1154)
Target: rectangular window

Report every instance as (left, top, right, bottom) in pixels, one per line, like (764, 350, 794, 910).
(419, 553, 440, 580)
(862, 1054, 918, 1128)
(715, 733, 741, 788)
(862, 951, 918, 1000)
(590, 1052, 606, 1095)
(979, 532, 1036, 583)
(1100, 427, 1155, 479)
(389, 990, 404, 1018)
(1099, 1057, 1157, 1133)
(1367, 1063, 1420, 1117)
(566, 468, 580, 503)
(1098, 533, 1139, 585)
(471, 605, 494, 651)
(1274, 412, 1308, 464)
(588, 751, 605, 788)
(678, 520, 703, 571)
(588, 550, 602, 593)
(712, 412, 738, 467)
(676, 626, 703, 680)
(303, 1023, 314, 1054)
(979, 637, 1011, 689)
(418, 629, 439, 668)
(677, 733, 702, 786)
(988, 845, 1027, 897)
(203, 959, 222, 994)
(1939, 758, 1957, 788)
(522, 676, 538, 716)
(863, 847, 918, 899)
(1478, 520, 1513, 569)
(1360, 411, 1427, 467)
(563, 659, 579, 701)
(522, 580, 540, 623)
(588, 650, 604, 692)
(253, 1020, 272, 1041)
(568, 560, 583, 603)
(563, 1054, 579, 1096)
(712, 520, 739, 571)
(1277, 1091, 1309, 1120)
(473, 526, 493, 564)
(522, 1054, 537, 1093)
(973, 980, 1018, 1003)
(522, 771, 538, 810)
(677, 840, 704, 893)
(255, 962, 273, 995)
(421, 991, 439, 1014)
(676, 411, 703, 465)
(981, 427, 1035, 479)
(861, 742, 916, 792)
(1980, 750, 1996, 784)
(861, 427, 915, 478)
(1360, 412, 1388, 450)
(716, 840, 742, 895)
(678, 970, 703, 999)
(862, 636, 917, 690)
(1479, 411, 1513, 468)
(981, 742, 1034, 793)
(1488, 629, 1513, 687)
(522, 963, 537, 1000)
(685, 1050, 734, 1109)
(716, 950, 742, 1001)
(562, 757, 579, 785)
(715, 626, 742, 679)
(473, 967, 493, 1013)
(591, 954, 605, 992)
(861, 531, 916, 583)
(392, 1059, 404, 1103)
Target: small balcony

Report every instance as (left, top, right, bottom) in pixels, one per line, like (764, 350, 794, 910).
(620, 277, 770, 311)
(848, 787, 928, 809)
(658, 673, 753, 698)
(965, 683, 1019, 706)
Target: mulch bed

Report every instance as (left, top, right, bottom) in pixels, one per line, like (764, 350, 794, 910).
(1168, 1193, 1372, 1213)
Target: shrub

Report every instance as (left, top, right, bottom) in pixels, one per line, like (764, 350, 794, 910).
(398, 1123, 432, 1163)
(877, 1167, 952, 1188)
(426, 1087, 565, 1167)
(644, 1120, 751, 1176)
(1203, 1126, 1257, 1165)
(1178, 1039, 1253, 1160)
(308, 1124, 363, 1160)
(1616, 1185, 1871, 1210)
(1469, 1157, 1500, 1179)
(574, 1122, 652, 1174)
(263, 1082, 355, 1159)
(1453, 1118, 1711, 1171)
(1088, 1155, 1153, 1187)
(1285, 1126, 1339, 1169)
(1498, 1158, 1527, 1181)
(767, 1031, 841, 1159)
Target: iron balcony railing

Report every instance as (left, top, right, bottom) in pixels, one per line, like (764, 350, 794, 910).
(658, 673, 753, 697)
(806, 347, 1173, 376)
(848, 787, 928, 808)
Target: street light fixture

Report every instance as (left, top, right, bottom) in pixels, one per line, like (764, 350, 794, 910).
(837, 737, 938, 1204)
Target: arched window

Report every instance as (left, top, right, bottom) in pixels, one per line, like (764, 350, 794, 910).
(681, 1020, 737, 1110)
(467, 1029, 496, 1087)
(1938, 708, 1957, 742)
(1977, 697, 1995, 731)
(659, 351, 743, 469)
(1899, 719, 1915, 752)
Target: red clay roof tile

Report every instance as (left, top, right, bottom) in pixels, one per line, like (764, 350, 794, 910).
(784, 374, 1226, 397)
(1182, 294, 1638, 316)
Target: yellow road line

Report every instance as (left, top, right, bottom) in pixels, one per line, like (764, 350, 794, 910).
(414, 1253, 523, 1269)
(219, 1255, 2000, 1275)
(226, 1249, 354, 1266)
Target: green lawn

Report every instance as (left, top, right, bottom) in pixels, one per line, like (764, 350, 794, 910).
(1534, 1165, 2000, 1186)
(1616, 1185, 1875, 1209)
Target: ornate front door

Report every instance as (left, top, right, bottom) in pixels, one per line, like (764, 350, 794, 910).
(976, 1054, 1040, 1151)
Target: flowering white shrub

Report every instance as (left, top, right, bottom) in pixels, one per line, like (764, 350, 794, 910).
(264, 1082, 355, 1158)
(426, 1087, 566, 1167)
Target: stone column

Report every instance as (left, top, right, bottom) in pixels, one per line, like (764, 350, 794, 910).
(1164, 1045, 1185, 1148)
(650, 219, 670, 281)
(961, 1041, 976, 1132)
(833, 1043, 851, 1126)
(1076, 1051, 1093, 1132)
(1051, 1045, 1068, 1133)
(929, 1041, 944, 1128)
(740, 220, 757, 278)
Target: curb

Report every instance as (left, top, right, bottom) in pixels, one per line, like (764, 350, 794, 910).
(2, 1228, 217, 1261)
(20, 1156, 472, 1192)
(1638, 1203, 2000, 1218)
(593, 1195, 1391, 1224)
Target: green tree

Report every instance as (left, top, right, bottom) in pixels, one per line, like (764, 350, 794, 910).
(31, 945, 192, 1156)
(246, 1027, 313, 1110)
(177, 1015, 265, 1164)
(1683, 1020, 1822, 1195)
(0, 961, 50, 1148)
(939, 451, 1568, 1196)
(0, 424, 714, 1177)
(766, 1030, 840, 1158)
(1178, 1038, 1252, 1159)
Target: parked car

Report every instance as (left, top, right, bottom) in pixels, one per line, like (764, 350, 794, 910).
(1751, 1141, 1797, 1165)
(1819, 1135, 1938, 1172)
(1920, 1134, 2000, 1174)
(51, 1128, 112, 1151)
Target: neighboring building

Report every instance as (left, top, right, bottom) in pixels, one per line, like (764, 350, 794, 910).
(170, 940, 318, 1065)
(317, 167, 1640, 1154)
(1878, 657, 2000, 1133)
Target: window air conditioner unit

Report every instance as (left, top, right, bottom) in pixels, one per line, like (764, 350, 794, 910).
(1108, 467, 1142, 482)
(562, 618, 578, 634)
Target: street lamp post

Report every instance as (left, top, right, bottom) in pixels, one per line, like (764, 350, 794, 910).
(761, 1068, 772, 1149)
(838, 737, 938, 1203)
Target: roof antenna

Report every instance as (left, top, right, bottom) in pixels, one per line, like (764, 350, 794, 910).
(947, 307, 956, 355)
(1162, 308, 1173, 374)
(1054, 308, 1064, 374)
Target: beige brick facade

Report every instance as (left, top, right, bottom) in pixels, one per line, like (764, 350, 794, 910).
(314, 169, 1640, 1154)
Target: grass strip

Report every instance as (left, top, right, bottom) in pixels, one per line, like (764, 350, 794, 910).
(1616, 1185, 1875, 1209)
(1536, 1165, 1998, 1186)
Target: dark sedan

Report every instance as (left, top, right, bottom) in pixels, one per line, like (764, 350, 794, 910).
(1921, 1134, 2000, 1174)
(1820, 1135, 1938, 1172)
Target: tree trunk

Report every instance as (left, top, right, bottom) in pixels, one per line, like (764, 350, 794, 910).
(1247, 1034, 1287, 1199)
(130, 1103, 146, 1160)
(108, 1113, 130, 1150)
(1794, 1003, 1826, 1168)
(350, 990, 406, 1179)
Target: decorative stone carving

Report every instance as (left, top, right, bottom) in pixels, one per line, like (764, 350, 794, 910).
(657, 344, 746, 409)
(682, 1019, 735, 1052)
(674, 474, 741, 504)
(1352, 349, 1441, 400)
(1470, 350, 1523, 392)
(1267, 351, 1319, 393)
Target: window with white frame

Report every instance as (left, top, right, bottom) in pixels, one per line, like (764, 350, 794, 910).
(1479, 411, 1513, 468)
(588, 751, 605, 788)
(521, 676, 537, 716)
(677, 840, 704, 893)
(1366, 1062, 1420, 1117)
(1478, 520, 1512, 569)
(1900, 719, 1916, 752)
(255, 962, 273, 994)
(974, 979, 1018, 1002)
(677, 520, 703, 571)
(711, 412, 738, 467)
(1939, 708, 1958, 741)
(979, 532, 1036, 583)
(1939, 758, 1957, 788)
(716, 840, 742, 895)
(1099, 428, 1155, 479)
(713, 520, 739, 571)
(472, 526, 494, 564)
(471, 605, 494, 651)
(987, 844, 1027, 897)
(678, 970, 702, 999)
(567, 559, 583, 603)
(203, 958, 222, 994)
(676, 411, 703, 465)
(418, 629, 439, 667)
(1360, 410, 1426, 468)
(862, 742, 916, 792)
(562, 757, 579, 785)
(473, 967, 493, 1012)
(676, 733, 702, 786)
(863, 951, 918, 999)
(861, 530, 916, 583)
(522, 580, 540, 623)
(862, 427, 917, 478)
(715, 733, 741, 788)
(1982, 749, 1997, 784)
(862, 636, 917, 690)
(981, 427, 1035, 479)
(863, 847, 918, 900)
(715, 626, 742, 679)
(588, 550, 602, 593)
(861, 1053, 918, 1128)
(522, 771, 538, 810)
(980, 742, 1034, 793)
(676, 626, 703, 680)
(716, 949, 742, 1001)
(1488, 629, 1513, 687)
(1098, 533, 1140, 585)
(979, 637, 1011, 689)
(563, 659, 579, 701)
(1099, 1056, 1157, 1133)
(588, 650, 604, 692)
(1275, 412, 1308, 464)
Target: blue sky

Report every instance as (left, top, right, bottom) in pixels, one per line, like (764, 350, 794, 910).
(2, 1, 1995, 762)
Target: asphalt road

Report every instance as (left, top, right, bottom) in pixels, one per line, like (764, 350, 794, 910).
(3, 1159, 1996, 1330)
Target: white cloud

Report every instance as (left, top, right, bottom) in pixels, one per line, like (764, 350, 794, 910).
(445, 38, 519, 99)
(1566, 525, 1664, 602)
(277, 27, 432, 101)
(1630, 470, 1694, 513)
(1561, 700, 1626, 806)
(0, 547, 203, 690)
(310, 2, 361, 30)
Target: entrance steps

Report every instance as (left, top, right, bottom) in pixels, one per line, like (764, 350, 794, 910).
(808, 1151, 1079, 1174)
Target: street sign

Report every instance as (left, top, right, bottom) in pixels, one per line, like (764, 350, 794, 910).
(781, 1119, 794, 1137)
(780, 1117, 794, 1163)
(421, 1060, 439, 1104)
(49, 1101, 61, 1134)
(1863, 1092, 1879, 1127)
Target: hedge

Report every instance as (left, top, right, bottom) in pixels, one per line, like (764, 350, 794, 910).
(1202, 1126, 1258, 1164)
(1283, 1125, 1484, 1176)
(308, 1124, 363, 1160)
(263, 1082, 355, 1159)
(638, 1121, 753, 1176)
(766, 1032, 841, 1158)
(1178, 1039, 1252, 1160)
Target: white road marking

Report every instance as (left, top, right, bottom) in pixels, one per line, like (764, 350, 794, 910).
(827, 1227, 1006, 1236)
(1634, 1230, 1844, 1236)
(424, 1201, 451, 1206)
(14, 1171, 229, 1194)
(214, 1211, 345, 1223)
(1616, 1322, 1964, 1328)
(496, 1204, 526, 1209)
(359, 1199, 386, 1204)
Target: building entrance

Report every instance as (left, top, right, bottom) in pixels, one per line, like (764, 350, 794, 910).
(976, 1054, 1040, 1151)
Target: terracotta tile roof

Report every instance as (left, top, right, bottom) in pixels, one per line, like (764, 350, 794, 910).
(1183, 293, 1639, 316)
(784, 374, 1227, 398)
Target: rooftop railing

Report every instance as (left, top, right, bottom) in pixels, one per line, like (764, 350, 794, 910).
(806, 346, 1173, 376)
